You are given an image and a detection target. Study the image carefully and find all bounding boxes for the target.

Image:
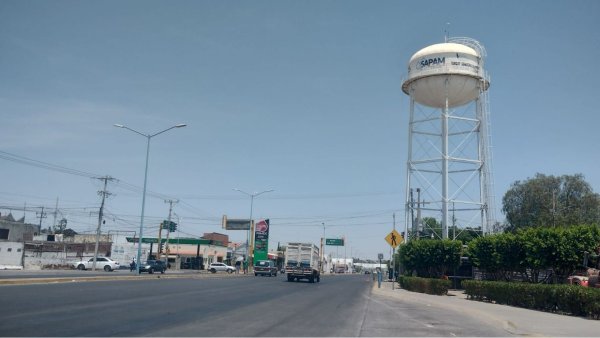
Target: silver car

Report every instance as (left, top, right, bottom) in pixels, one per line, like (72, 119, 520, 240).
(208, 262, 235, 273)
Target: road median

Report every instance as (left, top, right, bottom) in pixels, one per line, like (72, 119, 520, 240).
(0, 271, 251, 285)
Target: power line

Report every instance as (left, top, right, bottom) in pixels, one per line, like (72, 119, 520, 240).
(177, 191, 403, 200)
(0, 150, 101, 178)
(0, 150, 179, 203)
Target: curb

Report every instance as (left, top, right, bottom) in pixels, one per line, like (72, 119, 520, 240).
(0, 272, 252, 286)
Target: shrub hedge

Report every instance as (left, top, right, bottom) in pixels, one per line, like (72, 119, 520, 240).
(398, 276, 451, 295)
(463, 280, 600, 319)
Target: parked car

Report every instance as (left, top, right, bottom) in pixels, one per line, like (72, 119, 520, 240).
(254, 260, 278, 277)
(138, 260, 166, 274)
(73, 257, 120, 272)
(567, 275, 589, 286)
(208, 262, 235, 273)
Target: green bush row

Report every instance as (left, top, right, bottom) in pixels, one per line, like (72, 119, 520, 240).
(463, 280, 600, 319)
(398, 239, 462, 278)
(398, 276, 451, 295)
(467, 225, 600, 283)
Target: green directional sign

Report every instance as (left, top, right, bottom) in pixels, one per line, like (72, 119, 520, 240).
(326, 238, 344, 246)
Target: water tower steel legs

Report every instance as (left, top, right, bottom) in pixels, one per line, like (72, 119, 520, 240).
(404, 99, 415, 242)
(404, 81, 492, 242)
(442, 93, 449, 240)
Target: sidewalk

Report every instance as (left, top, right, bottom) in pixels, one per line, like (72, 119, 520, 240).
(372, 280, 600, 337)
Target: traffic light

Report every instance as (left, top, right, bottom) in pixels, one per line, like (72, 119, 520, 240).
(162, 220, 177, 232)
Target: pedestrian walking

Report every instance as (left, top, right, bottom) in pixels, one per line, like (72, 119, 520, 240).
(129, 259, 136, 272)
(243, 260, 248, 274)
(235, 259, 241, 274)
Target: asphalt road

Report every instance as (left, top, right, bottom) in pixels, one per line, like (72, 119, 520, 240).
(0, 273, 517, 337)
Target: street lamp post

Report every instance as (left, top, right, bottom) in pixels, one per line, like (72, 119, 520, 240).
(233, 188, 274, 270)
(321, 222, 326, 273)
(114, 123, 186, 274)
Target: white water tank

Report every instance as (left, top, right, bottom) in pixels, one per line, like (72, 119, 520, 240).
(401, 42, 489, 108)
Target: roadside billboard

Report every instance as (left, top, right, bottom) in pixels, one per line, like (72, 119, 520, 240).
(254, 219, 269, 262)
(222, 215, 252, 230)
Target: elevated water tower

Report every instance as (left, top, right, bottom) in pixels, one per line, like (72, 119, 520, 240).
(402, 37, 495, 240)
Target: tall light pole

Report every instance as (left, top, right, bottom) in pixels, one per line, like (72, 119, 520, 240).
(114, 123, 186, 274)
(233, 188, 274, 269)
(321, 222, 326, 273)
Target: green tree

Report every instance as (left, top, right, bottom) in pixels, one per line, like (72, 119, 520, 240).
(398, 239, 462, 278)
(418, 217, 442, 239)
(452, 226, 481, 243)
(62, 228, 78, 237)
(544, 225, 600, 283)
(467, 233, 525, 281)
(53, 218, 68, 233)
(517, 227, 558, 283)
(502, 173, 600, 231)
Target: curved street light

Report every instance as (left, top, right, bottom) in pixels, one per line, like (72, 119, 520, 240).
(114, 123, 186, 273)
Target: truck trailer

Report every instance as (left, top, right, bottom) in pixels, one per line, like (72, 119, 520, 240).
(285, 242, 320, 283)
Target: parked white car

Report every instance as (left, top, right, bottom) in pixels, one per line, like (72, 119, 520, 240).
(73, 257, 120, 272)
(208, 262, 235, 273)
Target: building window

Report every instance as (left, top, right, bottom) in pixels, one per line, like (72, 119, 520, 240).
(7, 248, 12, 252)
(17, 248, 22, 252)
(0, 229, 9, 240)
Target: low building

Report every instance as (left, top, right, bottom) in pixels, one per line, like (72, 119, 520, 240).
(0, 213, 40, 269)
(121, 236, 229, 270)
(0, 214, 230, 270)
(0, 212, 39, 241)
(1, 213, 116, 269)
(201, 232, 229, 246)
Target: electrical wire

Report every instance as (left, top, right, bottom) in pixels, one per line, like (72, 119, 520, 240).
(0, 150, 101, 178)
(1, 150, 408, 238)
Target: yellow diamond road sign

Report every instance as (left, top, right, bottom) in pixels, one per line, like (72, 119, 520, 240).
(385, 229, 403, 248)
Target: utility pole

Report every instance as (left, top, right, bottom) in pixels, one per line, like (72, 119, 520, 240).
(36, 207, 47, 233)
(321, 222, 325, 273)
(416, 188, 422, 240)
(452, 202, 456, 240)
(93, 176, 113, 271)
(344, 236, 347, 273)
(157, 219, 164, 259)
(164, 199, 178, 268)
(392, 213, 396, 289)
(52, 197, 59, 232)
(409, 189, 415, 241)
(552, 190, 556, 227)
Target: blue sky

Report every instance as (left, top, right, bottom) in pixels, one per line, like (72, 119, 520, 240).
(1, 0, 599, 260)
